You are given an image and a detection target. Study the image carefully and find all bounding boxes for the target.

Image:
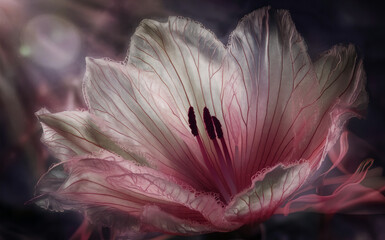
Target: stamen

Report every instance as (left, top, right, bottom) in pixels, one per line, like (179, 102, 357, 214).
(212, 116, 237, 195)
(212, 116, 233, 169)
(212, 116, 223, 139)
(187, 107, 237, 202)
(203, 107, 216, 139)
(188, 107, 199, 136)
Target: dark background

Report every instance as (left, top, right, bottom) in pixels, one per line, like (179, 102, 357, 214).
(1, 0, 384, 239)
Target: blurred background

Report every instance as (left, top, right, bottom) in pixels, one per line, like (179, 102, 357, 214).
(1, 0, 384, 239)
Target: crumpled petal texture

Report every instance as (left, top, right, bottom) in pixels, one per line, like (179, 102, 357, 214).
(35, 153, 241, 234)
(34, 6, 377, 237)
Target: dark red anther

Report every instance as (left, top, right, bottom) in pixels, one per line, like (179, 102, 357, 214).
(212, 116, 223, 139)
(188, 107, 199, 136)
(203, 107, 216, 139)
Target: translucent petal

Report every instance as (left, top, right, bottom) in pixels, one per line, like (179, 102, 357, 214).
(225, 162, 311, 222)
(278, 160, 385, 215)
(34, 153, 241, 234)
(302, 44, 368, 166)
(275, 131, 385, 215)
(84, 58, 215, 190)
(127, 16, 238, 178)
(225, 7, 367, 188)
(226, 7, 319, 187)
(36, 109, 145, 164)
(128, 15, 231, 122)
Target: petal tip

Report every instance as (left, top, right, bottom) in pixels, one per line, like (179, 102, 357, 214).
(35, 107, 49, 118)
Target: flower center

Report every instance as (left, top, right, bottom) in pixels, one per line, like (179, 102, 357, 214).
(188, 106, 236, 202)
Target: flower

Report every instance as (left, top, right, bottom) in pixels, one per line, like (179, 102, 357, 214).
(34, 6, 374, 237)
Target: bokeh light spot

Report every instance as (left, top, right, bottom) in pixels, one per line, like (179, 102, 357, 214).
(21, 14, 81, 70)
(19, 45, 31, 57)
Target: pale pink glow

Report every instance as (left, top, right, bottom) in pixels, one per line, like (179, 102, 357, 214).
(34, 6, 382, 237)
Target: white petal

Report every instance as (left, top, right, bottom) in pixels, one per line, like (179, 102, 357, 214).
(225, 7, 367, 189)
(225, 162, 311, 222)
(36, 109, 146, 164)
(304, 44, 367, 163)
(128, 16, 230, 119)
(84, 58, 215, 190)
(127, 16, 239, 172)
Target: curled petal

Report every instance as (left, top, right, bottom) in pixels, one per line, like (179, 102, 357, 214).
(34, 153, 241, 235)
(279, 160, 385, 215)
(225, 162, 311, 222)
(301, 44, 368, 167)
(276, 132, 385, 215)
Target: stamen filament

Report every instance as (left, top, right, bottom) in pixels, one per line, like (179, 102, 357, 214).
(196, 136, 231, 202)
(213, 139, 237, 195)
(220, 138, 235, 175)
(213, 116, 237, 193)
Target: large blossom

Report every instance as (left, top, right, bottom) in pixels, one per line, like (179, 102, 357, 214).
(34, 7, 375, 236)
